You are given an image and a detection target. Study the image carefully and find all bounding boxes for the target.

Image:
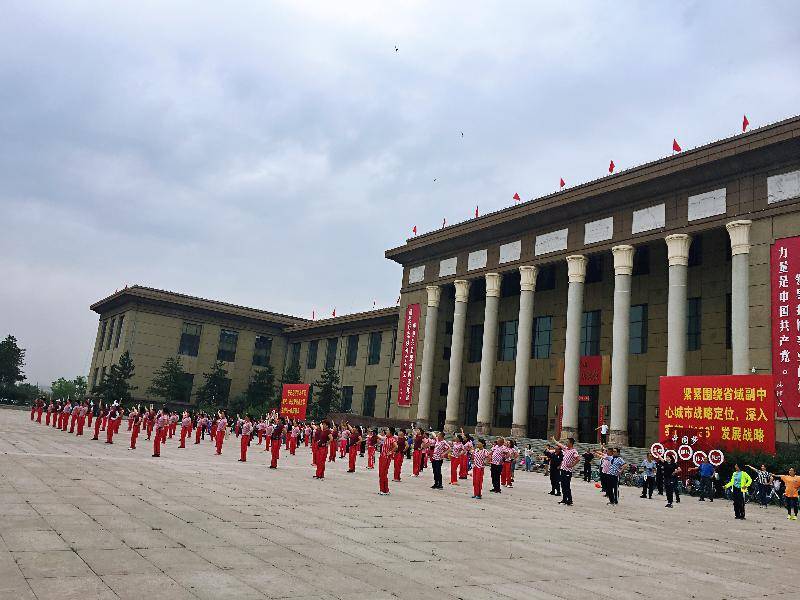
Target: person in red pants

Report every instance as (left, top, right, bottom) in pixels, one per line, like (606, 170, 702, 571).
(87, 402, 94, 428)
(449, 435, 464, 485)
(105, 405, 118, 444)
(328, 426, 338, 462)
(289, 424, 299, 455)
(214, 411, 228, 455)
(129, 407, 141, 450)
(239, 416, 253, 462)
(378, 428, 397, 495)
(304, 424, 311, 447)
(460, 434, 473, 480)
(92, 406, 105, 440)
(61, 400, 72, 431)
(179, 411, 191, 448)
(195, 413, 205, 444)
(393, 429, 407, 482)
(153, 411, 167, 457)
(500, 439, 513, 487)
(313, 421, 332, 479)
(30, 399, 37, 421)
(347, 425, 362, 473)
(470, 440, 490, 499)
(76, 402, 87, 436)
(411, 428, 424, 476)
(269, 418, 285, 468)
(366, 429, 377, 469)
(36, 399, 43, 423)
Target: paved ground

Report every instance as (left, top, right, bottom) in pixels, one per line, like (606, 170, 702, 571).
(0, 408, 795, 600)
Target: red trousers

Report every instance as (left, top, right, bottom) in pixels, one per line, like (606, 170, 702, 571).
(473, 467, 484, 497)
(315, 446, 327, 478)
(270, 439, 280, 468)
(240, 434, 250, 461)
(92, 417, 101, 439)
(339, 439, 347, 458)
(451, 457, 460, 483)
(367, 446, 375, 469)
(412, 450, 422, 476)
(304, 436, 309, 447)
(131, 423, 140, 449)
(501, 462, 511, 486)
(115, 418, 121, 434)
(393, 453, 404, 481)
(46, 411, 51, 426)
(378, 455, 390, 493)
(30, 407, 35, 420)
(76, 416, 85, 436)
(147, 422, 153, 440)
(62, 415, 68, 431)
(328, 440, 336, 462)
(160, 428, 167, 444)
(106, 423, 115, 443)
(101, 417, 107, 431)
(257, 431, 263, 445)
(153, 431, 161, 456)
(348, 445, 358, 471)
(36, 408, 43, 423)
(127, 418, 133, 431)
(195, 426, 202, 444)
(87, 413, 93, 427)
(215, 430, 224, 454)
(179, 426, 188, 448)
(285, 435, 290, 450)
(289, 437, 297, 455)
(459, 455, 468, 479)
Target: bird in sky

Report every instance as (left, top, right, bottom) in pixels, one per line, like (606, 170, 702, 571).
(394, 45, 398, 52)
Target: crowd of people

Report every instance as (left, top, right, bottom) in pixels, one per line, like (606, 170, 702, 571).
(26, 397, 800, 520)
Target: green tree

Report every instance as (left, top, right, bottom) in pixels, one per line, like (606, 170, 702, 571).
(95, 351, 137, 405)
(309, 367, 341, 421)
(0, 335, 26, 388)
(51, 377, 77, 401)
(195, 361, 230, 411)
(147, 357, 191, 406)
(14, 383, 41, 405)
(74, 375, 88, 398)
(281, 362, 301, 385)
(246, 365, 277, 413)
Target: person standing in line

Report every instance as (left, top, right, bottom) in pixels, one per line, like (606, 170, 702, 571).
(544, 445, 562, 496)
(61, 399, 72, 431)
(214, 411, 228, 455)
(338, 424, 348, 458)
(366, 429, 378, 469)
(774, 467, 800, 520)
(745, 464, 773, 508)
(696, 456, 715, 502)
(152, 410, 167, 457)
(606, 448, 626, 505)
(263, 420, 274, 452)
(239, 416, 253, 462)
(92, 404, 104, 440)
(313, 421, 332, 479)
(461, 433, 473, 480)
(430, 432, 449, 490)
(662, 455, 680, 508)
(195, 413, 205, 444)
(347, 425, 362, 473)
(640, 453, 657, 499)
(69, 400, 78, 433)
(105, 405, 118, 444)
(656, 458, 664, 496)
(129, 407, 141, 450)
(328, 425, 339, 462)
(76, 401, 88, 436)
(552, 436, 580, 506)
(581, 448, 594, 482)
(489, 438, 506, 494)
(290, 423, 300, 455)
(724, 464, 752, 520)
(595, 446, 611, 498)
(471, 440, 490, 499)
(500, 439, 513, 488)
(269, 418, 285, 468)
(378, 428, 397, 494)
(45, 399, 54, 426)
(393, 429, 407, 482)
(412, 428, 424, 476)
(36, 398, 44, 423)
(449, 435, 464, 485)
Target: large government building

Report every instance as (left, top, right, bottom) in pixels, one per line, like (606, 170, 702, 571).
(89, 116, 800, 447)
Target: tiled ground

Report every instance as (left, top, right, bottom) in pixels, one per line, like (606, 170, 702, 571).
(0, 407, 795, 600)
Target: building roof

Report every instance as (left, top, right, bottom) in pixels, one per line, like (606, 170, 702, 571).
(284, 307, 400, 336)
(385, 114, 800, 265)
(90, 285, 308, 327)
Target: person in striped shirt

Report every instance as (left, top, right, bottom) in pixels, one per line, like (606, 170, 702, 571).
(378, 428, 397, 494)
(745, 464, 773, 507)
(215, 411, 228, 455)
(449, 435, 464, 485)
(489, 438, 507, 493)
(471, 439, 490, 499)
(431, 432, 450, 489)
(552, 436, 579, 505)
(239, 415, 253, 462)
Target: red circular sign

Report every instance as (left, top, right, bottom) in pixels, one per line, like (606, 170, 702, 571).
(692, 450, 708, 467)
(708, 449, 725, 467)
(664, 449, 678, 463)
(650, 442, 664, 459)
(677, 445, 693, 461)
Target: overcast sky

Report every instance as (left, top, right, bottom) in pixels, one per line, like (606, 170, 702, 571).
(2, 1, 799, 386)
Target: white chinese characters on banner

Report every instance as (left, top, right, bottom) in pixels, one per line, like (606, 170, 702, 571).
(771, 237, 800, 418)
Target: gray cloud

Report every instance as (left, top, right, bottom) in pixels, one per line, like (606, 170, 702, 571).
(1, 0, 799, 385)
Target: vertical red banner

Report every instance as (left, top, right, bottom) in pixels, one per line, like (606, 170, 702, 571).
(280, 384, 309, 420)
(771, 237, 800, 418)
(397, 303, 420, 407)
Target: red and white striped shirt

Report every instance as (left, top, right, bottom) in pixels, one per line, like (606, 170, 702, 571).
(472, 448, 490, 469)
(380, 435, 395, 458)
(490, 445, 507, 465)
(241, 422, 253, 437)
(451, 441, 464, 458)
(432, 440, 450, 461)
(560, 447, 580, 472)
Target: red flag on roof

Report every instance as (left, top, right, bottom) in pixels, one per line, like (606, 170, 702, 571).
(442, 217, 446, 228)
(512, 192, 521, 201)
(672, 138, 682, 153)
(312, 310, 315, 320)
(396, 295, 400, 305)
(332, 308, 336, 317)
(412, 225, 417, 235)
(475, 205, 479, 218)
(373, 299, 376, 308)
(608, 160, 615, 173)
(742, 114, 749, 132)
(559, 178, 565, 189)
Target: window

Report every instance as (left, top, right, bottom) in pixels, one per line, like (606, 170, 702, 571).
(468, 324, 483, 363)
(627, 385, 646, 448)
(687, 297, 702, 351)
(368, 331, 382, 365)
(97, 321, 107, 351)
(464, 387, 479, 426)
(363, 385, 376, 417)
(390, 329, 397, 364)
(497, 320, 518, 361)
(585, 255, 603, 284)
(289, 342, 301, 367)
(537, 264, 556, 291)
(220, 377, 232, 403)
(629, 305, 648, 354)
(306, 340, 318, 369)
(532, 316, 553, 359)
(325, 338, 338, 369)
(341, 386, 353, 412)
(688, 235, 702, 267)
(217, 329, 239, 362)
(179, 373, 194, 403)
(528, 386, 549, 439)
(105, 317, 115, 350)
(500, 271, 520, 297)
(253, 336, 273, 367)
(346, 334, 359, 366)
(439, 382, 448, 397)
(633, 246, 650, 276)
(178, 323, 202, 357)
(114, 316, 125, 348)
(444, 321, 453, 335)
(442, 345, 451, 360)
(92, 367, 100, 390)
(580, 310, 601, 356)
(386, 385, 392, 417)
(725, 293, 732, 350)
(493, 386, 514, 428)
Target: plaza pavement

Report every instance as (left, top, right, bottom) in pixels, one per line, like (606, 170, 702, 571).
(0, 407, 794, 600)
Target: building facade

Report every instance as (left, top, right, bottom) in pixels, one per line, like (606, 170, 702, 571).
(89, 116, 800, 446)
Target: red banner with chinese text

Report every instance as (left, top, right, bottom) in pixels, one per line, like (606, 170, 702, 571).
(280, 384, 309, 421)
(579, 355, 602, 386)
(397, 303, 420, 407)
(771, 236, 800, 418)
(659, 375, 775, 454)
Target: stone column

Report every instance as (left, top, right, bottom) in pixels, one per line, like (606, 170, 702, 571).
(726, 220, 752, 375)
(665, 234, 691, 376)
(444, 280, 470, 432)
(475, 273, 502, 435)
(609, 245, 634, 447)
(511, 265, 538, 438)
(416, 285, 441, 429)
(561, 255, 587, 439)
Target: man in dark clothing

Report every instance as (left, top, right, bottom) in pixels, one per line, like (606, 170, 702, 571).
(545, 446, 562, 495)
